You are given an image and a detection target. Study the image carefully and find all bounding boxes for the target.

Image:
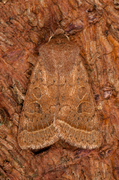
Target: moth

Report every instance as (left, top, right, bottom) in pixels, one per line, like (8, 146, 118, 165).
(18, 29, 102, 150)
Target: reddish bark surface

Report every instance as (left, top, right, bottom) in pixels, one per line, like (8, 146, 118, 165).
(0, 0, 119, 179)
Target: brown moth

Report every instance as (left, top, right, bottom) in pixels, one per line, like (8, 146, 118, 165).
(18, 29, 102, 150)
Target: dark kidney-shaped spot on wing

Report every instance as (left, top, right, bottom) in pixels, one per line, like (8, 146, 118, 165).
(77, 102, 93, 113)
(26, 102, 42, 114)
(32, 87, 41, 99)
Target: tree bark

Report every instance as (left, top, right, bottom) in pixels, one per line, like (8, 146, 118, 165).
(0, 0, 119, 179)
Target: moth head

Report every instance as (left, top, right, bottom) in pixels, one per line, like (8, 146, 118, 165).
(49, 28, 69, 43)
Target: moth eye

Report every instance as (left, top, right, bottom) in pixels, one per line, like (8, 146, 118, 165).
(26, 102, 42, 114)
(33, 87, 41, 99)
